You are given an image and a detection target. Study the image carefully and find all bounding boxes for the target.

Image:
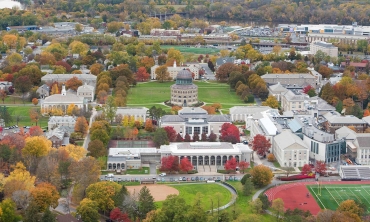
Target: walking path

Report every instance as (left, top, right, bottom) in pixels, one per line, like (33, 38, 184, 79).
(83, 108, 97, 150)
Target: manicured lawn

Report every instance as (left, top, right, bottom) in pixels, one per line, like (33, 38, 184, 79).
(170, 183, 232, 211)
(127, 81, 248, 110)
(161, 45, 220, 55)
(7, 106, 48, 128)
(273, 161, 281, 168)
(227, 181, 274, 222)
(126, 167, 150, 175)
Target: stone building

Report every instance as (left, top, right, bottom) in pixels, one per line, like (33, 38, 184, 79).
(170, 69, 198, 107)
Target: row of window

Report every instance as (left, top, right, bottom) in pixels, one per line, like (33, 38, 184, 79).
(172, 95, 197, 98)
(172, 91, 197, 93)
(172, 99, 197, 102)
(185, 126, 209, 134)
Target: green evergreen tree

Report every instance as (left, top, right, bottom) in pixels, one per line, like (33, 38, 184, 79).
(336, 100, 343, 113)
(41, 208, 56, 222)
(138, 186, 155, 220)
(24, 201, 41, 222)
(243, 178, 254, 196)
(153, 128, 169, 147)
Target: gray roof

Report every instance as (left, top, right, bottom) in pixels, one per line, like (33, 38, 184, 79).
(216, 57, 235, 66)
(207, 115, 231, 122)
(323, 112, 365, 124)
(288, 119, 303, 133)
(176, 69, 192, 79)
(179, 107, 207, 115)
(43, 93, 84, 103)
(274, 130, 308, 149)
(39, 84, 50, 91)
(262, 73, 315, 79)
(116, 107, 148, 116)
(356, 134, 370, 148)
(160, 115, 185, 122)
(41, 74, 97, 81)
(229, 106, 270, 115)
(48, 116, 76, 124)
(313, 41, 336, 48)
(335, 126, 357, 140)
(269, 83, 288, 92)
(77, 84, 94, 92)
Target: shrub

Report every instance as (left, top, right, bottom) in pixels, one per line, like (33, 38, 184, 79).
(241, 174, 251, 185)
(278, 174, 315, 181)
(244, 94, 254, 103)
(267, 153, 275, 162)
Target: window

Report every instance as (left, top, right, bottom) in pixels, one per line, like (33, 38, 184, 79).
(202, 126, 208, 134)
(186, 127, 192, 134)
(194, 127, 200, 134)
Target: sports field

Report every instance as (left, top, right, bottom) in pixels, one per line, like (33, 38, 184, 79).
(161, 45, 220, 54)
(308, 184, 370, 212)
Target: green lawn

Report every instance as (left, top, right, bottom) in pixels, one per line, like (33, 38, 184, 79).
(308, 184, 370, 212)
(7, 106, 48, 128)
(126, 167, 150, 175)
(127, 81, 248, 110)
(161, 45, 220, 55)
(169, 183, 232, 210)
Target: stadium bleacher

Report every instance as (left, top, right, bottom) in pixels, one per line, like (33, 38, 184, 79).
(340, 166, 370, 180)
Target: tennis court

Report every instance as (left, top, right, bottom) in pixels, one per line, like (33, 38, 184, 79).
(308, 184, 370, 212)
(109, 140, 155, 148)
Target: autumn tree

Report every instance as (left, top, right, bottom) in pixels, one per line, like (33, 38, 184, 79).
(0, 198, 22, 222)
(301, 164, 313, 175)
(86, 181, 122, 213)
(144, 119, 154, 132)
(252, 134, 271, 156)
(271, 198, 285, 221)
(110, 208, 131, 222)
(153, 128, 169, 147)
(262, 95, 279, 108)
(136, 67, 150, 82)
(22, 136, 51, 170)
(201, 105, 216, 114)
(318, 65, 334, 79)
(74, 116, 88, 136)
(212, 103, 222, 112)
(29, 126, 43, 137)
(76, 198, 100, 222)
(267, 153, 275, 162)
(176, 133, 183, 142)
(59, 144, 87, 161)
(88, 140, 106, 158)
(337, 199, 363, 222)
(250, 165, 273, 187)
(103, 96, 117, 124)
(163, 126, 177, 142)
(155, 65, 170, 82)
(160, 155, 179, 173)
(31, 182, 60, 212)
(0, 90, 7, 103)
(90, 129, 110, 146)
(29, 108, 41, 126)
(14, 76, 32, 103)
(184, 133, 191, 142)
(315, 160, 327, 175)
(4, 162, 36, 197)
(32, 98, 38, 106)
(238, 161, 250, 173)
(216, 63, 241, 82)
(171, 106, 182, 115)
(65, 77, 83, 91)
(180, 157, 193, 173)
(69, 40, 89, 56)
(224, 157, 238, 172)
(220, 123, 240, 144)
(209, 132, 217, 142)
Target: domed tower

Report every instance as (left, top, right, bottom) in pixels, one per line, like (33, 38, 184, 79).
(170, 69, 198, 107)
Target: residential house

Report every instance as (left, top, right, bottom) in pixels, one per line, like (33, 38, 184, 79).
(268, 82, 288, 101)
(47, 126, 73, 148)
(36, 84, 50, 99)
(77, 83, 94, 101)
(323, 112, 367, 133)
(48, 116, 76, 131)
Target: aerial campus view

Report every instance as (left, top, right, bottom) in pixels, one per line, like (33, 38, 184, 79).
(1, 0, 370, 221)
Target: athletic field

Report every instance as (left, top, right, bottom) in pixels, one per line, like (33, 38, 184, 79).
(308, 184, 370, 212)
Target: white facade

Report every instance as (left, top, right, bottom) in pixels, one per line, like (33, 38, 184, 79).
(273, 131, 309, 167)
(229, 106, 271, 129)
(151, 63, 200, 80)
(77, 83, 95, 101)
(115, 107, 148, 122)
(310, 41, 338, 58)
(41, 74, 97, 87)
(48, 116, 76, 131)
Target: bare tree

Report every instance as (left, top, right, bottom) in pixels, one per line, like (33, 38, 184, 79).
(12, 190, 31, 212)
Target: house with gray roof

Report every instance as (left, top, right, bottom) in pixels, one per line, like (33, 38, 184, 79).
(47, 126, 73, 148)
(48, 116, 76, 131)
(323, 112, 367, 133)
(268, 82, 288, 101)
(77, 83, 94, 101)
(229, 106, 271, 130)
(215, 57, 235, 68)
(159, 107, 231, 139)
(36, 84, 50, 99)
(273, 130, 309, 167)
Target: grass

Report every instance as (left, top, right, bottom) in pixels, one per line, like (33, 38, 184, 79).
(273, 161, 281, 168)
(7, 106, 48, 127)
(3, 95, 31, 104)
(169, 183, 232, 211)
(126, 167, 150, 175)
(161, 45, 220, 55)
(226, 181, 274, 221)
(308, 184, 370, 212)
(127, 81, 248, 110)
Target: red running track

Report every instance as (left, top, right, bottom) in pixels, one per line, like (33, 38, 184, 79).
(265, 181, 370, 215)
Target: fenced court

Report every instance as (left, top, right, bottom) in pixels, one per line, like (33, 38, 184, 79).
(308, 184, 370, 212)
(109, 140, 155, 148)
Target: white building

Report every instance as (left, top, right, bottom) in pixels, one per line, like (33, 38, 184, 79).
(229, 106, 271, 129)
(310, 41, 338, 58)
(115, 107, 148, 122)
(160, 142, 252, 171)
(77, 83, 95, 101)
(273, 130, 309, 167)
(48, 115, 76, 131)
(159, 107, 231, 139)
(150, 62, 200, 80)
(268, 82, 288, 101)
(41, 74, 97, 87)
(107, 148, 157, 170)
(250, 116, 278, 143)
(261, 73, 317, 87)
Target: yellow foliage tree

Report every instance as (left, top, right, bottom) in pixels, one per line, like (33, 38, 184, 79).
(122, 115, 129, 127)
(0, 173, 5, 192)
(51, 84, 59, 95)
(67, 104, 76, 116)
(22, 137, 51, 168)
(69, 40, 89, 56)
(262, 95, 279, 109)
(3, 34, 17, 49)
(31, 182, 60, 212)
(4, 162, 36, 196)
(128, 116, 135, 127)
(59, 144, 87, 161)
(86, 181, 122, 212)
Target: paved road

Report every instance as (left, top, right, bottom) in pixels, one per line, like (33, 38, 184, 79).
(83, 108, 97, 150)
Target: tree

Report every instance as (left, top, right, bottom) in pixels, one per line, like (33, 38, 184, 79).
(155, 65, 170, 82)
(24, 200, 41, 222)
(216, 63, 241, 82)
(41, 208, 56, 222)
(69, 40, 89, 56)
(75, 116, 88, 136)
(88, 140, 105, 158)
(163, 126, 177, 142)
(318, 65, 333, 79)
(252, 134, 271, 156)
(110, 207, 131, 222)
(31, 98, 38, 106)
(103, 96, 117, 124)
(65, 77, 83, 91)
(243, 178, 254, 196)
(220, 123, 240, 144)
(22, 136, 51, 169)
(267, 153, 275, 162)
(14, 76, 32, 103)
(29, 108, 41, 126)
(59, 144, 87, 161)
(31, 182, 60, 212)
(144, 119, 154, 132)
(262, 95, 279, 108)
(0, 198, 22, 222)
(250, 165, 274, 187)
(86, 181, 122, 213)
(90, 129, 110, 146)
(250, 198, 263, 214)
(107, 21, 122, 33)
(271, 198, 285, 222)
(29, 126, 43, 137)
(153, 128, 169, 148)
(180, 157, 193, 173)
(201, 105, 216, 114)
(193, 133, 200, 141)
(4, 162, 36, 197)
(211, 103, 222, 112)
(138, 186, 155, 220)
(175, 133, 183, 142)
(201, 133, 207, 141)
(301, 164, 313, 175)
(337, 200, 363, 222)
(76, 198, 100, 222)
(238, 161, 250, 173)
(208, 60, 215, 72)
(209, 132, 217, 142)
(315, 160, 327, 175)
(160, 155, 179, 173)
(184, 133, 191, 142)
(136, 67, 150, 82)
(224, 157, 238, 172)
(307, 88, 316, 97)
(0, 90, 7, 103)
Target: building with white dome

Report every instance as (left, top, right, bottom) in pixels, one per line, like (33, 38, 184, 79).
(170, 69, 198, 107)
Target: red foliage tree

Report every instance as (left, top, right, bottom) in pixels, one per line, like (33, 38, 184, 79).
(29, 126, 43, 137)
(135, 67, 150, 82)
(251, 134, 271, 156)
(160, 155, 179, 173)
(301, 164, 313, 175)
(55, 61, 72, 72)
(184, 133, 191, 142)
(225, 157, 238, 172)
(201, 133, 207, 141)
(163, 126, 177, 142)
(220, 123, 240, 144)
(315, 160, 327, 175)
(238, 161, 250, 173)
(175, 133, 183, 142)
(180, 157, 193, 173)
(303, 85, 313, 94)
(110, 207, 131, 222)
(193, 133, 200, 141)
(209, 132, 217, 142)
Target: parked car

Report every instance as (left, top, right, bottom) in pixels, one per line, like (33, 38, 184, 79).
(195, 176, 199, 181)
(182, 177, 186, 181)
(191, 177, 195, 181)
(179, 177, 183, 181)
(159, 173, 166, 176)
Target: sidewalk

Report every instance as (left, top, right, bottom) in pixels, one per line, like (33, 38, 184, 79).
(253, 152, 263, 166)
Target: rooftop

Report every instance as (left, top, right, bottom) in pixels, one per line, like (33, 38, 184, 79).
(262, 73, 315, 79)
(274, 130, 308, 149)
(312, 41, 336, 48)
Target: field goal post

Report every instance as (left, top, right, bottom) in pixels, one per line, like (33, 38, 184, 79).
(317, 181, 322, 196)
